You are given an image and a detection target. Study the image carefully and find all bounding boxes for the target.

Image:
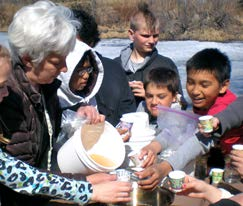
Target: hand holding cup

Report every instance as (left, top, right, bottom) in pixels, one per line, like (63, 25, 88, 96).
(128, 150, 145, 168)
(128, 80, 145, 98)
(116, 120, 133, 142)
(168, 170, 186, 192)
(115, 169, 131, 182)
(199, 115, 214, 133)
(198, 116, 220, 137)
(230, 144, 243, 176)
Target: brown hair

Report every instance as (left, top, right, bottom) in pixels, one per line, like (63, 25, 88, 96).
(130, 2, 159, 32)
(144, 67, 179, 96)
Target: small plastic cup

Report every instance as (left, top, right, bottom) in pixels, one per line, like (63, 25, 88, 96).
(128, 150, 144, 167)
(199, 115, 213, 133)
(211, 168, 224, 184)
(116, 119, 133, 142)
(115, 169, 131, 182)
(168, 170, 186, 192)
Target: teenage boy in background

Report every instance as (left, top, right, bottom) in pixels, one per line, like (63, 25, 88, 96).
(114, 2, 187, 109)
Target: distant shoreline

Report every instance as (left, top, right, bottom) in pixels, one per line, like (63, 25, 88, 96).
(1, 30, 243, 43)
(1, 0, 243, 42)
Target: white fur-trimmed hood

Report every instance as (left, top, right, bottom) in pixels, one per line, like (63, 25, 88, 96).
(57, 40, 104, 108)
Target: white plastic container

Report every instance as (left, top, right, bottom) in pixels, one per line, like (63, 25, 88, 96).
(121, 112, 149, 136)
(119, 112, 156, 168)
(57, 121, 125, 175)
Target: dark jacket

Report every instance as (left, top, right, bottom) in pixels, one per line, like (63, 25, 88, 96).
(215, 96, 243, 135)
(0, 62, 69, 206)
(114, 44, 187, 108)
(96, 53, 136, 126)
(0, 63, 61, 169)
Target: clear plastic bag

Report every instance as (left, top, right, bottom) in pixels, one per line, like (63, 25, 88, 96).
(157, 106, 200, 150)
(55, 109, 86, 150)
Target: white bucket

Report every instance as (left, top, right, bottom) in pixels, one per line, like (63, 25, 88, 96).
(57, 121, 125, 175)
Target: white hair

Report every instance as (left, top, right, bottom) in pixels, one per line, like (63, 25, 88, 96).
(8, 0, 80, 65)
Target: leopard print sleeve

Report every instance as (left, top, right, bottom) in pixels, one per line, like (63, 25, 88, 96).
(0, 148, 92, 205)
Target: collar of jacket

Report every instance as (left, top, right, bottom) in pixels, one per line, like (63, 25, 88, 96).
(120, 43, 158, 72)
(12, 63, 61, 112)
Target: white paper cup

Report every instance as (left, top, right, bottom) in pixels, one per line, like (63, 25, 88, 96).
(168, 170, 186, 192)
(211, 168, 224, 184)
(128, 150, 144, 167)
(232, 144, 243, 151)
(199, 115, 213, 133)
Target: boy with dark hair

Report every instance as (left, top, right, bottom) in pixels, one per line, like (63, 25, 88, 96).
(136, 67, 182, 167)
(137, 67, 181, 126)
(72, 9, 100, 47)
(186, 48, 234, 115)
(186, 48, 243, 155)
(186, 48, 241, 170)
(134, 48, 242, 190)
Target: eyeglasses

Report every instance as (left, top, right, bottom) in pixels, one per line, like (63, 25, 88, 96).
(78, 67, 93, 76)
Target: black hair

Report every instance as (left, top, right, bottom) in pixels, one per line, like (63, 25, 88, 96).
(144, 67, 179, 96)
(186, 48, 231, 84)
(72, 9, 100, 47)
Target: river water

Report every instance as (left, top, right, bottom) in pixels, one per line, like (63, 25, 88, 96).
(1, 32, 243, 103)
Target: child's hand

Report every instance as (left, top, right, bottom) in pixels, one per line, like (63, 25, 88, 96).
(138, 141, 162, 168)
(128, 81, 145, 98)
(230, 149, 243, 176)
(178, 175, 222, 203)
(198, 117, 220, 137)
(139, 147, 157, 168)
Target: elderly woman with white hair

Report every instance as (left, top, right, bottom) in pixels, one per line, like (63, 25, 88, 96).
(0, 1, 131, 206)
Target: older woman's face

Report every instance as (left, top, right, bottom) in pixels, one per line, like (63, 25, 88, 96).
(26, 53, 68, 85)
(0, 57, 11, 102)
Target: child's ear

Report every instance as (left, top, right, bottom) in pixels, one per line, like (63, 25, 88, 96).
(219, 79, 230, 94)
(128, 29, 135, 41)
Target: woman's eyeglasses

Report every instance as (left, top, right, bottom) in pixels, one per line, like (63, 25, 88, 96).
(78, 67, 93, 76)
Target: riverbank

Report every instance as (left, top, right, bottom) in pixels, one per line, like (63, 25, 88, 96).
(98, 26, 243, 42)
(1, 25, 243, 42)
(1, 0, 243, 42)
